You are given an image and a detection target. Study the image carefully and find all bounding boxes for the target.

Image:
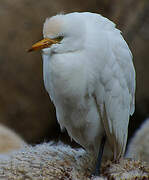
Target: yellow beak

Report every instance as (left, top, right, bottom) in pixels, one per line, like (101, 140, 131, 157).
(28, 38, 60, 52)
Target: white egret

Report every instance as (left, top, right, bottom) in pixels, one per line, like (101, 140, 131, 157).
(28, 12, 136, 176)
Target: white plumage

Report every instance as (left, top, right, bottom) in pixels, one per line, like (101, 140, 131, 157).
(30, 12, 136, 161)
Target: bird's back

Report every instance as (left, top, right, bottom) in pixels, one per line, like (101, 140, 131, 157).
(80, 12, 135, 115)
(77, 12, 136, 158)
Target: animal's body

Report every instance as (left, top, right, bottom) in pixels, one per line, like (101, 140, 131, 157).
(30, 12, 136, 161)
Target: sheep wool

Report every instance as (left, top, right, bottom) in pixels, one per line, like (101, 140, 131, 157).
(0, 124, 26, 154)
(126, 118, 149, 163)
(0, 142, 148, 179)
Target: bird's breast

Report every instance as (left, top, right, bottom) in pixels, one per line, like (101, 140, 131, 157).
(43, 53, 90, 103)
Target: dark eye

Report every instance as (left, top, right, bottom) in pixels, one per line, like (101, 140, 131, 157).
(54, 36, 63, 42)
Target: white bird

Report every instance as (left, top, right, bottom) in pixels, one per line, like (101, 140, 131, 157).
(28, 12, 136, 175)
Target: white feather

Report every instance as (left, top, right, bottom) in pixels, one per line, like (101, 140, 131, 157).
(42, 12, 136, 159)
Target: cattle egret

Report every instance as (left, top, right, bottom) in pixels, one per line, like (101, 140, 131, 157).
(28, 12, 136, 176)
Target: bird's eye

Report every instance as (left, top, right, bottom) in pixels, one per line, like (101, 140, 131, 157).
(53, 36, 63, 42)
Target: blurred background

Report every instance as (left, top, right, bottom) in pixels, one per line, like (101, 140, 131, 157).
(0, 0, 149, 146)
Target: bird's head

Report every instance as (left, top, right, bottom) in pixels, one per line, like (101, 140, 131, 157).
(28, 13, 86, 54)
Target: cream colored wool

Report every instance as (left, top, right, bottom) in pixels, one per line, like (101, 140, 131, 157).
(0, 142, 148, 180)
(126, 118, 149, 163)
(0, 124, 26, 154)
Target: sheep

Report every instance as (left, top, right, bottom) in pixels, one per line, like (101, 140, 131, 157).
(126, 118, 149, 163)
(0, 124, 26, 154)
(0, 142, 148, 179)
